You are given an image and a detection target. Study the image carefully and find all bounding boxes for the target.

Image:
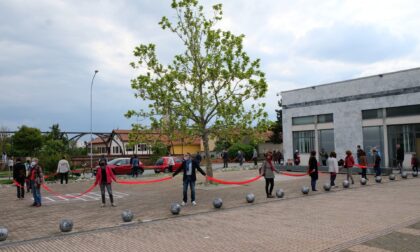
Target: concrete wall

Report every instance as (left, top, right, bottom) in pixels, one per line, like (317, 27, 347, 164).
(281, 68, 420, 166)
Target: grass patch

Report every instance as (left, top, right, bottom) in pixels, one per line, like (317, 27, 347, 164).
(0, 179, 13, 184)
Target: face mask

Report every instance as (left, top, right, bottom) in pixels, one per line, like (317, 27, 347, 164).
(31, 162, 36, 166)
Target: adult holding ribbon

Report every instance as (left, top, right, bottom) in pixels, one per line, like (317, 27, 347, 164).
(259, 151, 279, 198)
(173, 153, 206, 206)
(29, 158, 44, 207)
(13, 157, 26, 200)
(94, 159, 117, 207)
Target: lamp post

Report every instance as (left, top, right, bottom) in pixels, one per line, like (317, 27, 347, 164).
(90, 70, 98, 175)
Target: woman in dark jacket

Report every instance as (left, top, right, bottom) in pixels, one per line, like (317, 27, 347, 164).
(260, 151, 279, 198)
(308, 151, 318, 191)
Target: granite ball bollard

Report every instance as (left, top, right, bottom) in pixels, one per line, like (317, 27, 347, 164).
(213, 198, 223, 209)
(246, 193, 255, 203)
(276, 189, 285, 198)
(301, 186, 309, 195)
(389, 174, 396, 181)
(59, 219, 73, 233)
(375, 176, 382, 183)
(323, 183, 331, 191)
(342, 180, 350, 188)
(121, 210, 134, 223)
(0, 227, 8, 242)
(402, 172, 408, 179)
(170, 203, 181, 215)
(360, 178, 367, 185)
(413, 172, 418, 178)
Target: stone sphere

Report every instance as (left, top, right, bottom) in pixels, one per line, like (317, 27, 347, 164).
(375, 176, 382, 183)
(342, 180, 350, 188)
(121, 210, 134, 222)
(301, 186, 309, 195)
(389, 174, 396, 181)
(170, 203, 181, 215)
(59, 219, 73, 233)
(276, 189, 285, 198)
(402, 172, 408, 179)
(0, 227, 8, 241)
(360, 178, 367, 185)
(213, 198, 223, 209)
(323, 183, 331, 191)
(246, 193, 255, 203)
(413, 172, 418, 178)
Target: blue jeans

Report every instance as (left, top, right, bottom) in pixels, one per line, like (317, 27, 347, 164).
(183, 176, 195, 203)
(311, 177, 317, 191)
(31, 181, 41, 205)
(374, 166, 381, 176)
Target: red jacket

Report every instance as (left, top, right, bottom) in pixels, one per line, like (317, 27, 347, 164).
(95, 166, 116, 185)
(345, 155, 355, 168)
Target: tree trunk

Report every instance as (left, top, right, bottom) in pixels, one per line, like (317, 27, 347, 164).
(202, 131, 213, 183)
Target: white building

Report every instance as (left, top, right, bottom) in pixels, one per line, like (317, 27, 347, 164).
(282, 67, 420, 167)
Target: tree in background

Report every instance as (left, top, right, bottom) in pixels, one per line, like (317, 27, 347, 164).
(270, 99, 283, 144)
(128, 0, 269, 178)
(12, 125, 43, 157)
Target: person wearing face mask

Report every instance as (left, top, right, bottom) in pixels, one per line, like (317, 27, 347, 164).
(259, 151, 280, 198)
(172, 152, 206, 206)
(94, 159, 117, 207)
(29, 158, 44, 207)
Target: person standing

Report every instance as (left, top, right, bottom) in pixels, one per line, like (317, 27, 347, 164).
(94, 159, 117, 207)
(25, 159, 31, 192)
(373, 149, 382, 177)
(13, 158, 26, 200)
(195, 152, 202, 165)
(2, 152, 7, 169)
(252, 148, 258, 167)
(7, 156, 14, 180)
(356, 145, 364, 164)
(327, 152, 339, 187)
(167, 153, 175, 172)
(57, 156, 70, 184)
(294, 150, 300, 166)
(130, 155, 140, 177)
(396, 144, 404, 174)
(344, 150, 355, 184)
(236, 151, 244, 167)
(412, 153, 418, 173)
(222, 149, 229, 168)
(308, 151, 318, 191)
(320, 148, 328, 166)
(173, 153, 206, 206)
(29, 158, 43, 207)
(259, 151, 279, 198)
(359, 150, 368, 180)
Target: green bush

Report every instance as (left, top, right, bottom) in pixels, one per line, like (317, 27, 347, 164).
(228, 143, 255, 161)
(150, 141, 168, 163)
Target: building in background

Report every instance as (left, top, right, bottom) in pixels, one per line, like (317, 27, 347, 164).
(281, 67, 420, 167)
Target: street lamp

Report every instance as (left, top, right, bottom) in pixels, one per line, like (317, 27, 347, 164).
(90, 70, 98, 175)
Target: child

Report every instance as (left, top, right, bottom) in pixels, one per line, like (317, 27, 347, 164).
(412, 153, 418, 173)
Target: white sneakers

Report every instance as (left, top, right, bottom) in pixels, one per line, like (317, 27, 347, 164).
(181, 201, 186, 206)
(192, 201, 197, 206)
(181, 201, 196, 206)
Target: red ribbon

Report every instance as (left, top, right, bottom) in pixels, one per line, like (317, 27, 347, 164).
(13, 179, 25, 188)
(41, 183, 97, 199)
(116, 176, 173, 185)
(279, 171, 308, 177)
(206, 175, 262, 185)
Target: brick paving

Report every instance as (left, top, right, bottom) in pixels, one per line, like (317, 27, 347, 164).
(1, 168, 420, 251)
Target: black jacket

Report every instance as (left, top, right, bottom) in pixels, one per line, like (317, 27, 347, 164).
(308, 157, 318, 179)
(397, 148, 404, 161)
(173, 159, 206, 182)
(13, 162, 26, 179)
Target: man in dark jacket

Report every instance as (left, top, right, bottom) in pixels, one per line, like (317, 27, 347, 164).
(396, 144, 404, 174)
(173, 153, 206, 206)
(13, 158, 26, 199)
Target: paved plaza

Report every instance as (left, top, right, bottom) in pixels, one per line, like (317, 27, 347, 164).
(1, 168, 420, 251)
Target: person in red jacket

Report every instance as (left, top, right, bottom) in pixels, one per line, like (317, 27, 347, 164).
(412, 153, 418, 173)
(344, 150, 355, 184)
(95, 159, 117, 207)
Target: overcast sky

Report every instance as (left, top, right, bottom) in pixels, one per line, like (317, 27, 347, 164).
(1, 0, 420, 132)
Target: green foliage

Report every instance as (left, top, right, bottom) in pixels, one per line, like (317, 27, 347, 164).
(214, 139, 232, 152)
(270, 99, 283, 144)
(228, 143, 255, 161)
(150, 141, 169, 163)
(128, 0, 269, 176)
(12, 125, 43, 156)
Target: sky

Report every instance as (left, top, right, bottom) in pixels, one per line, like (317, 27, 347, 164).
(1, 0, 420, 133)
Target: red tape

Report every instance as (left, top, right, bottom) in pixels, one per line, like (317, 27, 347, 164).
(206, 175, 262, 185)
(13, 179, 25, 188)
(279, 171, 308, 177)
(41, 183, 97, 199)
(116, 176, 173, 185)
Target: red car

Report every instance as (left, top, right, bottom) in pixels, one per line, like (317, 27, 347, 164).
(144, 156, 183, 173)
(94, 158, 144, 175)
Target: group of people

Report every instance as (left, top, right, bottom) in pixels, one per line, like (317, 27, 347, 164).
(12, 157, 44, 207)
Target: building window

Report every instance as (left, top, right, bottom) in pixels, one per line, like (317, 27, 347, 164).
(317, 114, 333, 123)
(293, 131, 315, 153)
(362, 109, 383, 119)
(318, 129, 334, 154)
(112, 146, 121, 154)
(386, 104, 420, 118)
(387, 124, 420, 166)
(362, 126, 384, 166)
(126, 145, 133, 152)
(292, 116, 315, 125)
(137, 144, 148, 152)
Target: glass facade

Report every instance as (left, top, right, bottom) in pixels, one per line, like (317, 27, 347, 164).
(362, 126, 385, 166)
(318, 129, 335, 154)
(362, 109, 383, 119)
(293, 131, 315, 153)
(317, 114, 334, 123)
(387, 105, 420, 117)
(292, 116, 315, 125)
(387, 124, 420, 166)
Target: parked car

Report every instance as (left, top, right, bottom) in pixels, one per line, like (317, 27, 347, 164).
(94, 158, 144, 175)
(144, 156, 183, 173)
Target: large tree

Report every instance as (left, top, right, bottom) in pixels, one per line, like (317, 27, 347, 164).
(12, 125, 43, 157)
(270, 99, 283, 144)
(127, 0, 268, 177)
